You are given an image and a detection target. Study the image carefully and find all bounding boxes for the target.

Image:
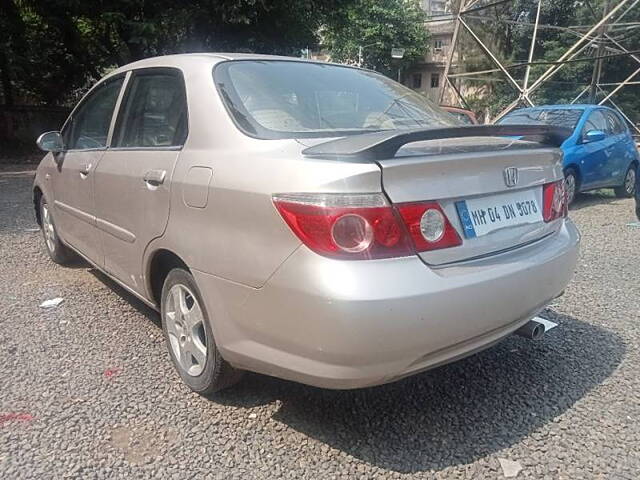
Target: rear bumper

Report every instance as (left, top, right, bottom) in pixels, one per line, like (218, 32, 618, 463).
(193, 219, 580, 389)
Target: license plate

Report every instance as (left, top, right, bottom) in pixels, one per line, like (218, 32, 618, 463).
(455, 188, 542, 238)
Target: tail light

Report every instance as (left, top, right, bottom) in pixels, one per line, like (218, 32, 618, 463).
(396, 202, 462, 251)
(273, 193, 462, 260)
(542, 180, 567, 222)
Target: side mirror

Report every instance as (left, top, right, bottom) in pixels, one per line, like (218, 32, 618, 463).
(584, 130, 606, 143)
(36, 131, 64, 153)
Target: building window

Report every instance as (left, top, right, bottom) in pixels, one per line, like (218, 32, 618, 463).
(431, 73, 440, 89)
(431, 0, 447, 16)
(434, 39, 444, 50)
(412, 73, 422, 89)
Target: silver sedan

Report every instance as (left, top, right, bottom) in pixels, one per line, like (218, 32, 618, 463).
(33, 54, 580, 394)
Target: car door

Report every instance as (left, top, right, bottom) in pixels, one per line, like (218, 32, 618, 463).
(604, 109, 632, 185)
(579, 109, 615, 189)
(51, 75, 125, 264)
(93, 68, 188, 295)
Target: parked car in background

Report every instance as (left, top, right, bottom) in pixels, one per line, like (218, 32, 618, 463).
(33, 54, 579, 395)
(498, 105, 639, 204)
(441, 105, 479, 125)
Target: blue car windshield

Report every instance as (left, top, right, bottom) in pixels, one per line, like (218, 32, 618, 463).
(498, 109, 583, 130)
(214, 60, 459, 139)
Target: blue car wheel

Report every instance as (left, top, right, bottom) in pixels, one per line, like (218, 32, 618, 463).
(615, 164, 636, 198)
(564, 168, 579, 205)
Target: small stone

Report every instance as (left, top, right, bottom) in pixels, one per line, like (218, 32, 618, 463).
(498, 458, 523, 478)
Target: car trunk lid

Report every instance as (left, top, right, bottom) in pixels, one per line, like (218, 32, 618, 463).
(379, 137, 563, 265)
(302, 126, 570, 265)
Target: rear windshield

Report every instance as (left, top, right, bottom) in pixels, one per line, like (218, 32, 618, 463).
(214, 60, 458, 139)
(498, 109, 583, 129)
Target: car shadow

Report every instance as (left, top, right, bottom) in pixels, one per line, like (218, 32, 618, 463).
(85, 261, 625, 473)
(570, 190, 626, 211)
(214, 309, 624, 473)
(88, 268, 161, 329)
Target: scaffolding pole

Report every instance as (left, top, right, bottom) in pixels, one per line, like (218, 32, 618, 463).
(442, 0, 639, 123)
(439, 0, 466, 105)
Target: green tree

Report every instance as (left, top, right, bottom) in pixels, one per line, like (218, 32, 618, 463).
(321, 0, 429, 79)
(0, 0, 352, 105)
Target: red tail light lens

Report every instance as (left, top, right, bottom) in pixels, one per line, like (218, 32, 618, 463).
(273, 194, 463, 259)
(273, 194, 413, 259)
(396, 202, 462, 251)
(542, 180, 567, 222)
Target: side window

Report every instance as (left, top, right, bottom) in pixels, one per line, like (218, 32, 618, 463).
(582, 110, 607, 137)
(113, 70, 188, 148)
(430, 73, 440, 89)
(64, 77, 124, 150)
(605, 111, 625, 135)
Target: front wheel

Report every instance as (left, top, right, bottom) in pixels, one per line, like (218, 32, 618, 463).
(614, 164, 636, 198)
(39, 196, 77, 265)
(161, 268, 243, 395)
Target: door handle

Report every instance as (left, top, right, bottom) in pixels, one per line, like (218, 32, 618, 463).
(143, 169, 166, 186)
(79, 163, 92, 176)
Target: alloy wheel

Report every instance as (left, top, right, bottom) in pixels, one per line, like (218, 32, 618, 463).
(565, 173, 576, 204)
(164, 284, 208, 376)
(625, 168, 636, 195)
(41, 202, 56, 253)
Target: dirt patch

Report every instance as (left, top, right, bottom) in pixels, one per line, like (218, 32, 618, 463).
(107, 424, 180, 465)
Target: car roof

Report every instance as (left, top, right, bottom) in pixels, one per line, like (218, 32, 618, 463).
(108, 53, 354, 77)
(508, 104, 620, 114)
(513, 104, 591, 111)
(503, 104, 624, 121)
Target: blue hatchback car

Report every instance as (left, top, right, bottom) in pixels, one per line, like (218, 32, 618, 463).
(498, 105, 639, 204)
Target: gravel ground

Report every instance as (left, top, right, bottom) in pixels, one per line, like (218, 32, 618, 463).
(1, 166, 639, 479)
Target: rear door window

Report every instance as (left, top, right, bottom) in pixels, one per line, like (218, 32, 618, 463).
(113, 69, 188, 148)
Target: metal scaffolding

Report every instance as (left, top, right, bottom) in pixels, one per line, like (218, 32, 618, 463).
(440, 0, 640, 134)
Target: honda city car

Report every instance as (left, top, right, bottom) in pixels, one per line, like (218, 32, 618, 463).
(33, 54, 579, 395)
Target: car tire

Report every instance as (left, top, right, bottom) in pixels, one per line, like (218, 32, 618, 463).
(161, 268, 243, 395)
(39, 196, 77, 265)
(614, 164, 636, 198)
(564, 168, 579, 205)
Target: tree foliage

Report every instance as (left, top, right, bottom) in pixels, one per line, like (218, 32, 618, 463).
(0, 0, 351, 105)
(321, 0, 429, 78)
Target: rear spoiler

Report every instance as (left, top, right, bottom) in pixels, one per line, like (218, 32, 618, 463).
(302, 125, 573, 161)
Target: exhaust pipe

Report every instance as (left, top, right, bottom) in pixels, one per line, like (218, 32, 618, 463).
(515, 319, 546, 340)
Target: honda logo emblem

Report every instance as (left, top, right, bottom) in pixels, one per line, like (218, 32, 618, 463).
(503, 167, 519, 187)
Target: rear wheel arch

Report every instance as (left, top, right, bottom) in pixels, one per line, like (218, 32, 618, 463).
(147, 249, 190, 308)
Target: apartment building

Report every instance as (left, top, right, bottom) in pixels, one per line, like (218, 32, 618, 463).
(404, 0, 456, 104)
